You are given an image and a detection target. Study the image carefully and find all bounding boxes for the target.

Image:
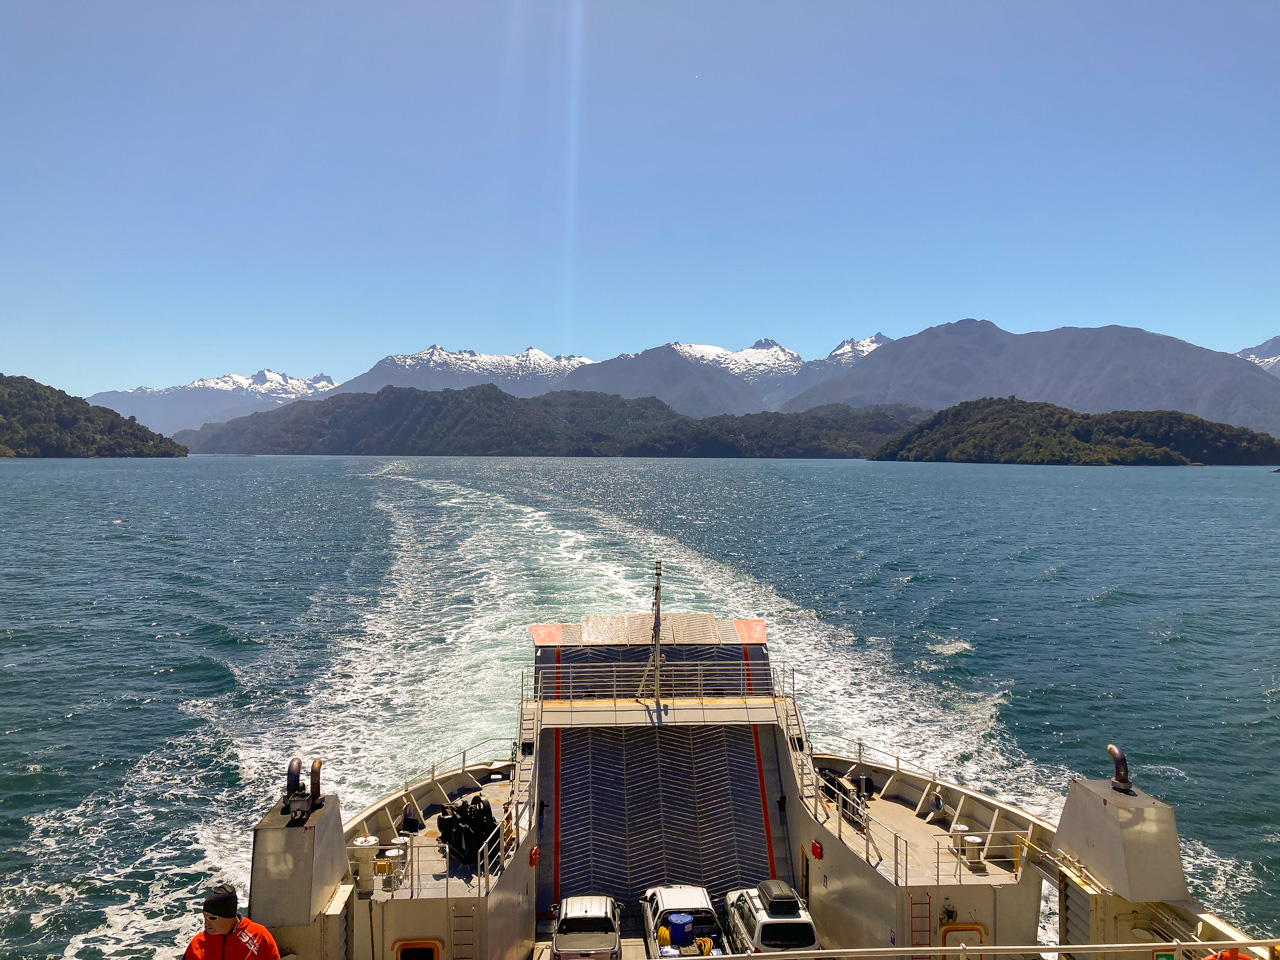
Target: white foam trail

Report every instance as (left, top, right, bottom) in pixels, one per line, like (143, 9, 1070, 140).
(311, 467, 1076, 821)
(3, 726, 247, 958)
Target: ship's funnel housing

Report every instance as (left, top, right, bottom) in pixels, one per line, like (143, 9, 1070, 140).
(1052, 777, 1189, 902)
(249, 758, 347, 929)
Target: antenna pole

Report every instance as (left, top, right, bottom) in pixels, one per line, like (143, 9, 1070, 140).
(651, 560, 663, 710)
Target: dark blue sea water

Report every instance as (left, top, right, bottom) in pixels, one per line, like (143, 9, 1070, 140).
(1, 457, 1277, 957)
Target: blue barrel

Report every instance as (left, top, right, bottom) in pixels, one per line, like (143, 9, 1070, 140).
(668, 913, 694, 946)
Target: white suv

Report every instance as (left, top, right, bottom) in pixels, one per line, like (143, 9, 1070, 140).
(724, 881, 818, 953)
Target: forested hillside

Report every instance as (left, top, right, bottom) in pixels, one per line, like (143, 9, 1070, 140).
(873, 397, 1280, 466)
(0, 375, 187, 458)
(175, 384, 927, 458)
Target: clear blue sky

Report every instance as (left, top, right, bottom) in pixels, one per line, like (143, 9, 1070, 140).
(2, 1, 1277, 396)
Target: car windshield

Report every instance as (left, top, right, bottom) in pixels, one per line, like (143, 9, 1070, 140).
(558, 917, 615, 936)
(761, 922, 816, 949)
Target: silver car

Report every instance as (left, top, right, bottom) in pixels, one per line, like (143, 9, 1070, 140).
(552, 895, 623, 960)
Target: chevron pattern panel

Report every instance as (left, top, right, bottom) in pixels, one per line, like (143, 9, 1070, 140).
(557, 725, 783, 903)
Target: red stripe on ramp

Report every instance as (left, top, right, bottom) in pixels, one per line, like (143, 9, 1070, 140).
(553, 728, 562, 904)
(752, 723, 778, 879)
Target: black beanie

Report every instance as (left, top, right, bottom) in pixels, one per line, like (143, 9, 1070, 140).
(203, 882, 238, 919)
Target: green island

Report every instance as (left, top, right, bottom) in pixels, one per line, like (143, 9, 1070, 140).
(872, 396, 1280, 465)
(0, 374, 187, 458)
(175, 384, 928, 458)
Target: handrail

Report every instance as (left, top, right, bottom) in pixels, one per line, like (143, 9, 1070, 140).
(345, 772, 533, 899)
(532, 661, 786, 701)
(930, 827, 1042, 884)
(818, 769, 1044, 887)
(782, 697, 1020, 888)
(812, 734, 940, 781)
(476, 770, 533, 895)
(706, 943, 1280, 960)
(406, 737, 514, 787)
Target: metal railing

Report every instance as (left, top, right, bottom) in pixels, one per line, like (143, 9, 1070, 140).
(779, 699, 1042, 889)
(345, 699, 537, 898)
(532, 661, 784, 701)
(698, 943, 1280, 960)
(779, 697, 826, 822)
(816, 733, 940, 782)
(346, 782, 532, 899)
(406, 737, 515, 789)
(929, 827, 1033, 884)
(347, 835, 432, 897)
(476, 769, 533, 896)
(778, 698, 926, 888)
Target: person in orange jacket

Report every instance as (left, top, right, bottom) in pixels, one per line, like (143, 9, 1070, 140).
(184, 882, 281, 960)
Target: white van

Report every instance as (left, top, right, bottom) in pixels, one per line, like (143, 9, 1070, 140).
(723, 881, 818, 953)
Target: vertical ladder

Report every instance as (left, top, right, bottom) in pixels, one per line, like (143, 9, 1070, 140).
(451, 903, 477, 960)
(909, 891, 932, 960)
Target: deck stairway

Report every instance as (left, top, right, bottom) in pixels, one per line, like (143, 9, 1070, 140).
(516, 701, 538, 789)
(555, 725, 790, 902)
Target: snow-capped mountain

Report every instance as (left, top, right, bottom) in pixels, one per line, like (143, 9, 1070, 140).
(1237, 336, 1280, 376)
(165, 369, 336, 398)
(658, 335, 894, 408)
(673, 339, 805, 385)
(584, 335, 892, 410)
(562, 343, 765, 418)
(757, 333, 893, 407)
(335, 345, 595, 398)
(826, 333, 890, 364)
(88, 370, 337, 436)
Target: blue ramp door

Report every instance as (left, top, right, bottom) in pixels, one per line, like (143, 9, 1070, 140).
(555, 725, 791, 903)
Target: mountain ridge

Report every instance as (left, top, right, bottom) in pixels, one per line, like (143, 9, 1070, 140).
(784, 320, 1280, 437)
(1237, 336, 1280, 375)
(88, 369, 336, 437)
(332, 344, 594, 399)
(84, 323, 1280, 437)
(174, 383, 927, 458)
(559, 343, 769, 418)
